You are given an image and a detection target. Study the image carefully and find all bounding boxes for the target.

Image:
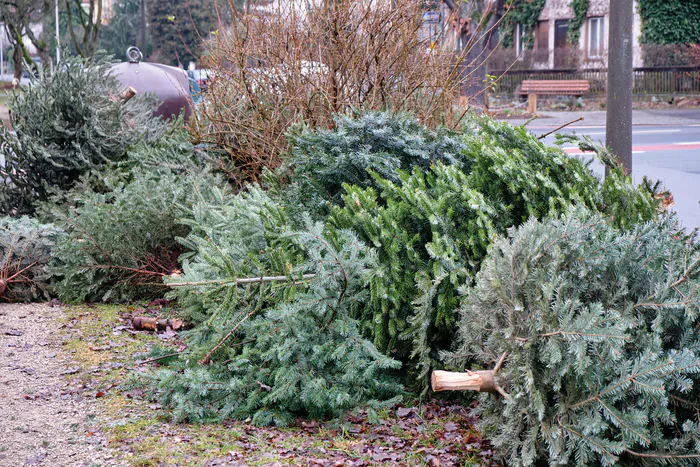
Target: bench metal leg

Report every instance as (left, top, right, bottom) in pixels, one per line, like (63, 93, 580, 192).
(528, 94, 537, 114)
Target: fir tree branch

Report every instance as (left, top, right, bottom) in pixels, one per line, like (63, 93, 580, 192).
(167, 274, 317, 288)
(199, 287, 266, 365)
(494, 385, 510, 399)
(669, 254, 700, 290)
(493, 352, 507, 373)
(634, 301, 690, 310)
(537, 116, 585, 140)
(136, 352, 182, 365)
(83, 265, 168, 277)
(624, 449, 700, 460)
(670, 393, 700, 414)
(558, 422, 619, 461)
(568, 360, 694, 410)
(5, 260, 40, 282)
(53, 209, 113, 267)
(514, 331, 630, 342)
(596, 398, 652, 446)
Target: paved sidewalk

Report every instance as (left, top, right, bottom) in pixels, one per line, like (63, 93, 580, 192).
(504, 109, 700, 127)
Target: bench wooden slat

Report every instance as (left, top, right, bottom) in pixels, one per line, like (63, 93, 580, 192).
(520, 79, 589, 95)
(519, 79, 589, 113)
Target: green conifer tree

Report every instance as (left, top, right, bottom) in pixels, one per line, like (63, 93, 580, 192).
(49, 128, 222, 302)
(447, 209, 700, 466)
(154, 212, 403, 425)
(0, 53, 164, 215)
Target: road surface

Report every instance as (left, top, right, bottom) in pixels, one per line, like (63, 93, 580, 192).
(532, 123, 700, 229)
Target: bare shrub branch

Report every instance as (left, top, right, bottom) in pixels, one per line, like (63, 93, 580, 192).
(191, 0, 482, 189)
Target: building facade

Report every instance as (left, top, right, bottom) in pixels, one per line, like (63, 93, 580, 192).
(515, 0, 644, 69)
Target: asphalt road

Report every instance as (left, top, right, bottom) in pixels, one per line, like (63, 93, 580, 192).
(534, 123, 700, 229)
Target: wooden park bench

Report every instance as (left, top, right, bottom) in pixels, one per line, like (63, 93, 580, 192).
(520, 80, 589, 114)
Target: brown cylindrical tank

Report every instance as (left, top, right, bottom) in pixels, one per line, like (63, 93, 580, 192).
(111, 47, 192, 120)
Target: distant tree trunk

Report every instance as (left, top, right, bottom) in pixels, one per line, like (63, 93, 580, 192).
(24, 21, 51, 70)
(6, 23, 34, 80)
(0, 0, 43, 80)
(65, 0, 103, 58)
(12, 42, 23, 81)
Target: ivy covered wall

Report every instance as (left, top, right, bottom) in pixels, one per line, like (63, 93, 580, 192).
(501, 0, 587, 50)
(638, 0, 700, 44)
(567, 0, 589, 45)
(500, 0, 547, 49)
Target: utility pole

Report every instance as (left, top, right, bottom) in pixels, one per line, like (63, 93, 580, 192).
(605, 0, 633, 176)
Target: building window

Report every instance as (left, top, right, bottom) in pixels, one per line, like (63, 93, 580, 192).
(535, 20, 550, 62)
(588, 17, 604, 58)
(419, 10, 441, 44)
(515, 23, 526, 58)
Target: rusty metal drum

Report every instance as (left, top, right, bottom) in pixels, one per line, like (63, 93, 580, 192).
(111, 47, 192, 120)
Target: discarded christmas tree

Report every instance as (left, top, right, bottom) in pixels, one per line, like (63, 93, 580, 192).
(153, 208, 404, 425)
(441, 209, 700, 466)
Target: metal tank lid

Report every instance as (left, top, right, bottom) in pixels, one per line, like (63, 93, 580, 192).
(111, 47, 193, 120)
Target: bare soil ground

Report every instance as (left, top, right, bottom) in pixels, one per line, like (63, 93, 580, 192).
(0, 303, 117, 466)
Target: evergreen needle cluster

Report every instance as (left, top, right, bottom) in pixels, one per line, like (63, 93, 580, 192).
(47, 129, 223, 302)
(157, 211, 403, 425)
(0, 53, 166, 216)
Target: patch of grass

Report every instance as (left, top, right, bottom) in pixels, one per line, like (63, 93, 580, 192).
(59, 304, 491, 466)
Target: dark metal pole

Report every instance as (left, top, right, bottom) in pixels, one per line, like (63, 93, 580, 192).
(605, 0, 634, 176)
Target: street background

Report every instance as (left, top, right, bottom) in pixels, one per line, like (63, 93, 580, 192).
(506, 109, 700, 229)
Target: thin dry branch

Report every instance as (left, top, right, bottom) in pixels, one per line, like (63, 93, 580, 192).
(191, 0, 475, 185)
(537, 117, 585, 140)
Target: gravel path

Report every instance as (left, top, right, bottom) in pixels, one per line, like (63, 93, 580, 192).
(0, 303, 118, 467)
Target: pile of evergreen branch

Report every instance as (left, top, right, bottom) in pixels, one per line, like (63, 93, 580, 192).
(48, 128, 223, 303)
(156, 215, 403, 425)
(298, 113, 658, 391)
(149, 112, 661, 422)
(5, 44, 695, 461)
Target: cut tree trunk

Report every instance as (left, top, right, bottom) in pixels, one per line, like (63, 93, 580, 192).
(431, 370, 497, 393)
(132, 316, 183, 332)
(119, 86, 137, 102)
